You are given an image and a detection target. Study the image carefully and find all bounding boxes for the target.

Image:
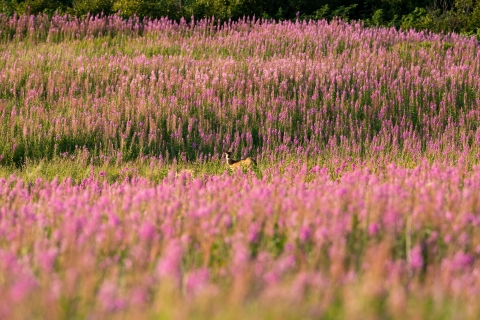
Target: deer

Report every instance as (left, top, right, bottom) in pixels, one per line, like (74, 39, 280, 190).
(224, 151, 257, 171)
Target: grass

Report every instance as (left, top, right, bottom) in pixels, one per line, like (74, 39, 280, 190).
(1, 15, 479, 168)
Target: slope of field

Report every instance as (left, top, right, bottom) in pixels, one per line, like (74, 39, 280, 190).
(0, 14, 479, 171)
(2, 164, 480, 319)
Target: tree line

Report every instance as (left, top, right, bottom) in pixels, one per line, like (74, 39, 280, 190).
(1, 0, 480, 37)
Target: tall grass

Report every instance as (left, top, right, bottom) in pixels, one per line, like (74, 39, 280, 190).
(1, 163, 480, 319)
(0, 14, 479, 168)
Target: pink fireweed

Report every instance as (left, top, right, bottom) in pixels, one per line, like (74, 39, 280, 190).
(0, 14, 479, 167)
(0, 163, 479, 317)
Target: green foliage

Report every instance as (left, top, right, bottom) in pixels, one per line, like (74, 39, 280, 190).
(0, 0, 17, 15)
(69, 0, 114, 16)
(15, 0, 69, 15)
(371, 8, 383, 26)
(470, 2, 480, 28)
(185, 0, 228, 19)
(400, 7, 434, 31)
(398, 0, 480, 37)
(228, 0, 261, 20)
(312, 4, 329, 19)
(2, 0, 480, 37)
(331, 4, 357, 21)
(303, 3, 358, 21)
(112, 0, 182, 19)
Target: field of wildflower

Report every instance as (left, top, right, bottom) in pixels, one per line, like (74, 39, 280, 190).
(1, 13, 480, 319)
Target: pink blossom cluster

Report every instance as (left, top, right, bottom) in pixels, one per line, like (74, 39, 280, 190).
(0, 15, 479, 164)
(0, 162, 479, 318)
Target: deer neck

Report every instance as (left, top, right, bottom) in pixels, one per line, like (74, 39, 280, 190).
(226, 154, 238, 165)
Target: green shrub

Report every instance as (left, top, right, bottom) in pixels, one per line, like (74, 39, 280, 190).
(228, 0, 261, 20)
(330, 4, 357, 21)
(400, 7, 434, 31)
(1, 0, 480, 38)
(112, 0, 182, 19)
(69, 0, 114, 16)
(467, 1, 480, 30)
(371, 8, 383, 26)
(16, 0, 69, 15)
(0, 0, 17, 15)
(186, 0, 228, 20)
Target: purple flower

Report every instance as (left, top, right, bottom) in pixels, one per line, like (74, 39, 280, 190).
(129, 287, 148, 306)
(247, 222, 261, 244)
(185, 268, 209, 296)
(263, 271, 280, 285)
(452, 252, 474, 270)
(231, 243, 249, 272)
(298, 225, 311, 243)
(97, 281, 126, 312)
(410, 245, 423, 271)
(38, 248, 58, 272)
(156, 240, 183, 281)
(139, 222, 156, 241)
(368, 223, 379, 236)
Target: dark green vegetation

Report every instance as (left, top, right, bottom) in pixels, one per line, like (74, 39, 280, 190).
(1, 0, 480, 38)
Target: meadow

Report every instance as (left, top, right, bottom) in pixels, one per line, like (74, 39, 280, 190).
(0, 13, 480, 319)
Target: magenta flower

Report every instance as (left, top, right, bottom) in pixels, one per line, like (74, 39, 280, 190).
(156, 240, 183, 282)
(38, 248, 58, 272)
(139, 222, 156, 241)
(410, 245, 424, 271)
(97, 281, 126, 312)
(368, 223, 379, 236)
(185, 268, 209, 296)
(247, 222, 261, 244)
(9, 277, 37, 302)
(451, 252, 474, 270)
(298, 225, 311, 243)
